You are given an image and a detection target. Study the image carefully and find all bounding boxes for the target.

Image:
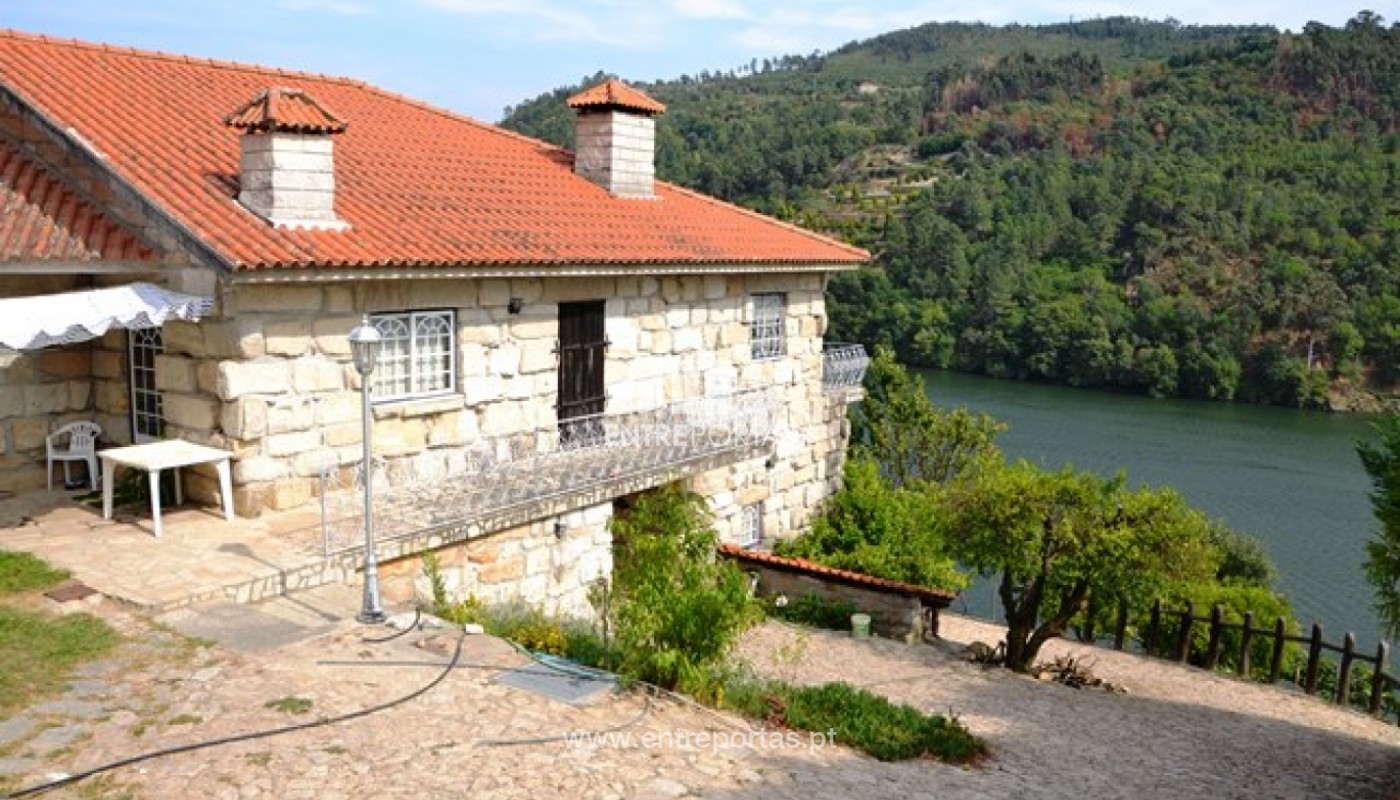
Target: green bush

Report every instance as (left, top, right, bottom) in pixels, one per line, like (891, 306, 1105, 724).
(606, 484, 761, 689)
(420, 552, 488, 625)
(775, 456, 968, 591)
(493, 608, 569, 656)
(765, 593, 860, 631)
(749, 680, 984, 763)
(1143, 582, 1299, 678)
(1284, 653, 1400, 720)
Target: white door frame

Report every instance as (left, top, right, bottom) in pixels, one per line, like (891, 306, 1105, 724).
(128, 327, 164, 443)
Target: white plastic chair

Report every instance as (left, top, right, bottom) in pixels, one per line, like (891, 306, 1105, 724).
(46, 421, 102, 491)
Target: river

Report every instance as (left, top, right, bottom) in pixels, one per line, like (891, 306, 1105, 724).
(916, 368, 1391, 649)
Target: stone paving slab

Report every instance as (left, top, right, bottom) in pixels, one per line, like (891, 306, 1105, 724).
(0, 490, 332, 611)
(157, 600, 342, 653)
(0, 718, 33, 748)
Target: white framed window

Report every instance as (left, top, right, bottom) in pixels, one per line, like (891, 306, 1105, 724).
(738, 502, 764, 549)
(370, 310, 455, 402)
(749, 292, 786, 361)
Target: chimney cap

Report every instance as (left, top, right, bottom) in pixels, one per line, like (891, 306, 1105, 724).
(225, 86, 348, 134)
(566, 79, 665, 116)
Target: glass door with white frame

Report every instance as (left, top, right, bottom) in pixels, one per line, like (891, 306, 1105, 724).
(128, 327, 164, 443)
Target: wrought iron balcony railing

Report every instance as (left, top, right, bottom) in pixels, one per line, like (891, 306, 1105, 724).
(320, 388, 779, 554)
(822, 343, 870, 392)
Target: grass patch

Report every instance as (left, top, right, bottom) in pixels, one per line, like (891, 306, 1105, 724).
(779, 681, 984, 762)
(0, 550, 71, 595)
(167, 714, 202, 726)
(713, 675, 983, 762)
(0, 608, 118, 716)
(264, 696, 313, 715)
(558, 627, 984, 764)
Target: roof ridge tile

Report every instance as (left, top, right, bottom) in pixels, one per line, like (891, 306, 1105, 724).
(0, 28, 367, 89)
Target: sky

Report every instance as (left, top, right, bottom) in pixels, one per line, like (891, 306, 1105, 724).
(2, 1, 1387, 122)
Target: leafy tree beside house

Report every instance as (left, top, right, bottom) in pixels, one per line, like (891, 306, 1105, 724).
(1357, 416, 1400, 641)
(851, 345, 1004, 488)
(777, 346, 1000, 590)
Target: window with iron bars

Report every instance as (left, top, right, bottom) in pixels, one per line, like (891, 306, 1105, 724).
(369, 310, 455, 402)
(738, 502, 764, 549)
(749, 292, 786, 361)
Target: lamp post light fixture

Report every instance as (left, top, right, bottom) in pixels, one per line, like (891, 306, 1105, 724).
(349, 316, 386, 625)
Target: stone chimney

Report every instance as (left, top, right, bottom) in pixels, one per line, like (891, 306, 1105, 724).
(566, 79, 666, 199)
(224, 87, 348, 230)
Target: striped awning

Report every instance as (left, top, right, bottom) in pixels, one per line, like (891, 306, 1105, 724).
(0, 283, 213, 351)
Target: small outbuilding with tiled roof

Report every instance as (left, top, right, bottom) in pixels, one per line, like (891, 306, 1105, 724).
(0, 30, 869, 615)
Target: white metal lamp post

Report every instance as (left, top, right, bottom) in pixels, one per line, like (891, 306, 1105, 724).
(349, 316, 386, 624)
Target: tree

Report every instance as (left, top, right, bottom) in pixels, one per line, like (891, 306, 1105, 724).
(775, 456, 967, 590)
(1357, 416, 1400, 641)
(852, 346, 1004, 488)
(939, 460, 1217, 671)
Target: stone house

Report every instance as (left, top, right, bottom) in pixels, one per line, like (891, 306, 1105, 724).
(0, 33, 869, 614)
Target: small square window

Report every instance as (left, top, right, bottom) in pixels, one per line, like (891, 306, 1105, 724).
(738, 502, 764, 549)
(749, 293, 785, 361)
(369, 310, 455, 402)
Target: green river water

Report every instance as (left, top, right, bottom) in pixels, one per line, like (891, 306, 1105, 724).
(916, 368, 1391, 649)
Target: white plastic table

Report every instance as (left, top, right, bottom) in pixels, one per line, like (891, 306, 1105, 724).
(100, 440, 234, 538)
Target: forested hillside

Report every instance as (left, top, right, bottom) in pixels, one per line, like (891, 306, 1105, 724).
(503, 14, 1400, 409)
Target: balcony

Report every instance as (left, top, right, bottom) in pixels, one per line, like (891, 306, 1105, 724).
(320, 389, 779, 554)
(822, 343, 870, 396)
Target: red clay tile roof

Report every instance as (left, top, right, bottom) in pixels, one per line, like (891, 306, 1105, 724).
(225, 87, 348, 135)
(0, 31, 865, 273)
(0, 140, 154, 263)
(718, 544, 957, 604)
(566, 79, 666, 115)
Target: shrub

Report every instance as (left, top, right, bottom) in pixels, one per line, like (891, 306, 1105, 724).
(765, 593, 860, 631)
(492, 608, 568, 656)
(730, 680, 985, 763)
(606, 484, 761, 689)
(420, 553, 488, 626)
(775, 456, 967, 591)
(1283, 652, 1399, 720)
(1141, 582, 1299, 678)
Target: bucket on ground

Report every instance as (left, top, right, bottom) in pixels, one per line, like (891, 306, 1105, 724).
(851, 613, 872, 638)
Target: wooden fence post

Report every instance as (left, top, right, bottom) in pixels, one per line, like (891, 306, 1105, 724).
(1113, 596, 1129, 652)
(1370, 641, 1390, 717)
(1239, 611, 1256, 678)
(1336, 632, 1357, 706)
(1175, 600, 1195, 663)
(1145, 598, 1162, 657)
(1305, 623, 1323, 695)
(1268, 616, 1287, 684)
(1205, 604, 1224, 670)
(1083, 596, 1097, 643)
